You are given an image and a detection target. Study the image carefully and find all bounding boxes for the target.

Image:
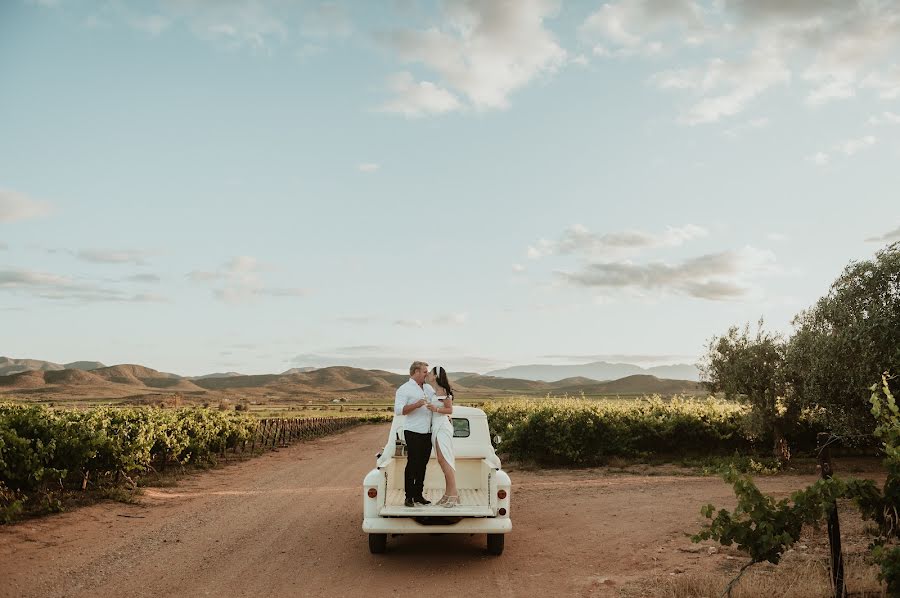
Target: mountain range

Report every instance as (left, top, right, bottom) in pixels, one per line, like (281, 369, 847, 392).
(485, 361, 700, 382)
(0, 356, 704, 401)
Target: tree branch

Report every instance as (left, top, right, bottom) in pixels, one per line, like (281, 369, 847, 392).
(721, 560, 756, 598)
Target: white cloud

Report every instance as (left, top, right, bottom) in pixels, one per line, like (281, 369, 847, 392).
(806, 151, 829, 166)
(433, 312, 468, 325)
(579, 0, 705, 57)
(0, 268, 166, 303)
(395, 313, 467, 327)
(869, 111, 900, 126)
(0, 189, 52, 223)
(394, 318, 425, 328)
(378, 0, 566, 115)
(766, 232, 787, 242)
(723, 116, 770, 138)
(528, 223, 708, 260)
(188, 255, 304, 303)
(620, 2, 900, 121)
(866, 225, 900, 243)
(650, 48, 791, 125)
(807, 135, 876, 166)
(862, 65, 900, 100)
(76, 249, 152, 265)
(357, 162, 380, 173)
(836, 135, 876, 156)
(512, 263, 525, 273)
(380, 72, 462, 117)
(557, 246, 776, 301)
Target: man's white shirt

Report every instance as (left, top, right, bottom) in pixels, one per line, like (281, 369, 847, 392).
(394, 378, 435, 434)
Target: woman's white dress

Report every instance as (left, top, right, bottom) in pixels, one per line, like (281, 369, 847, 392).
(430, 394, 455, 471)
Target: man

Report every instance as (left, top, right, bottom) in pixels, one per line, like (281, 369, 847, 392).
(394, 360, 435, 507)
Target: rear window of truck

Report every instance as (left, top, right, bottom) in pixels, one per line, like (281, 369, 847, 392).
(451, 418, 470, 438)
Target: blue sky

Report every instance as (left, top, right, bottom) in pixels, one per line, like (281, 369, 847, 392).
(2, 0, 899, 376)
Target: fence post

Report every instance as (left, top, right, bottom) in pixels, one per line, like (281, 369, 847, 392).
(818, 433, 847, 598)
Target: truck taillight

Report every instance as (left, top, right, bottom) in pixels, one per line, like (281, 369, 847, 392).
(497, 489, 507, 500)
(498, 508, 507, 516)
(367, 488, 377, 498)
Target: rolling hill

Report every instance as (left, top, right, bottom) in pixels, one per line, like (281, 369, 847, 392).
(0, 356, 107, 377)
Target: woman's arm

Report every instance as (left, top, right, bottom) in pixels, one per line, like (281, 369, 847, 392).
(434, 396, 453, 414)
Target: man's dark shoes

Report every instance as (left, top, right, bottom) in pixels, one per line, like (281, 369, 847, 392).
(404, 497, 415, 507)
(413, 496, 431, 505)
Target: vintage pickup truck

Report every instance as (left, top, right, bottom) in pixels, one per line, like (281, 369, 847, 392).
(362, 406, 512, 555)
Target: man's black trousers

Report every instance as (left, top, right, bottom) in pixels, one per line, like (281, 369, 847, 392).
(404, 430, 432, 500)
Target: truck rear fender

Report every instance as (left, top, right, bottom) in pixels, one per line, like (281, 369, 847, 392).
(363, 467, 386, 518)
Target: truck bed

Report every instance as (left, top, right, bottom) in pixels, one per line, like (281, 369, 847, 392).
(378, 456, 495, 517)
(381, 488, 492, 517)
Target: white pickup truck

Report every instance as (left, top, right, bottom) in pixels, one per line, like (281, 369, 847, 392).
(362, 406, 512, 555)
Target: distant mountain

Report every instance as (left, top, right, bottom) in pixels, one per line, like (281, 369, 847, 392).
(0, 363, 205, 394)
(189, 372, 244, 380)
(447, 371, 478, 382)
(644, 364, 701, 381)
(0, 356, 105, 377)
(485, 361, 700, 382)
(64, 361, 106, 371)
(280, 367, 316, 375)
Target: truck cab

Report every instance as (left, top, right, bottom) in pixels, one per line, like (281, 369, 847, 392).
(362, 406, 511, 554)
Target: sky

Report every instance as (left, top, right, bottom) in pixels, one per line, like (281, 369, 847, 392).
(1, 0, 899, 376)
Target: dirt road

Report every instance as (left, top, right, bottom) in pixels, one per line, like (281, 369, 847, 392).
(0, 424, 883, 597)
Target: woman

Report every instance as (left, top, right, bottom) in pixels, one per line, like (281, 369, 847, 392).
(425, 365, 458, 508)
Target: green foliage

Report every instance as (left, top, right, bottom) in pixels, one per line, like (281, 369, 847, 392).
(0, 404, 259, 496)
(699, 319, 798, 460)
(787, 241, 900, 437)
(687, 452, 783, 476)
(481, 396, 824, 465)
(693, 373, 900, 595)
(859, 374, 900, 592)
(0, 403, 368, 522)
(693, 469, 845, 564)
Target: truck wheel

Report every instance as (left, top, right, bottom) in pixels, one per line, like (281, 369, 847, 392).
(369, 533, 387, 554)
(486, 533, 504, 555)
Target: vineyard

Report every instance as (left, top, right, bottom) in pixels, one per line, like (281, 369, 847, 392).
(0, 402, 387, 522)
(481, 395, 832, 466)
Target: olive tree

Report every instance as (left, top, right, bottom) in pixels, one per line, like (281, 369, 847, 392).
(787, 241, 900, 437)
(699, 319, 798, 460)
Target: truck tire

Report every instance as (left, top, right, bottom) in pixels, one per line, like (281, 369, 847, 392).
(486, 533, 504, 555)
(369, 533, 387, 554)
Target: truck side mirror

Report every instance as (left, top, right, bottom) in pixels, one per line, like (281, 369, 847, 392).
(493, 434, 502, 445)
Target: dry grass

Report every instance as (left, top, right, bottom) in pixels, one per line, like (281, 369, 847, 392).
(652, 555, 886, 598)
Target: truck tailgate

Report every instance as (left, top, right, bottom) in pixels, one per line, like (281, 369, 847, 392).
(381, 488, 492, 517)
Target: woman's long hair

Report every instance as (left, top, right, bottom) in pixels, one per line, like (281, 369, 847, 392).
(432, 366, 453, 399)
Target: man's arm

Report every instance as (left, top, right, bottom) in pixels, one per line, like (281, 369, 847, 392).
(395, 385, 425, 416)
(402, 400, 423, 415)
(394, 387, 406, 416)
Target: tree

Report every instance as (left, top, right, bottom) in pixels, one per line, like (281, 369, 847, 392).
(787, 241, 900, 437)
(699, 319, 798, 460)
